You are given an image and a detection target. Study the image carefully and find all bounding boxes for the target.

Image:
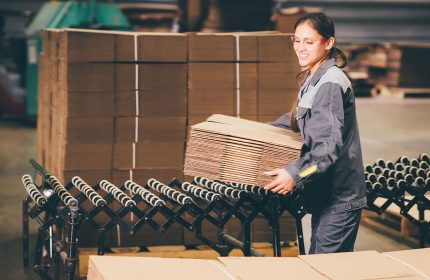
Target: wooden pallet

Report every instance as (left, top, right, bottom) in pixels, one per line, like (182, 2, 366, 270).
(388, 87, 430, 98)
(78, 243, 299, 279)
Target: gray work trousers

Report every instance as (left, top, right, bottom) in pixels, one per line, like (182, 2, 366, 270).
(308, 208, 362, 254)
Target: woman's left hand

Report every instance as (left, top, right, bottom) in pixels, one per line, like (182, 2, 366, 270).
(264, 169, 295, 195)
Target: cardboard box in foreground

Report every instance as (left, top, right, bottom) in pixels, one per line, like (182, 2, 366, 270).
(87, 249, 430, 280)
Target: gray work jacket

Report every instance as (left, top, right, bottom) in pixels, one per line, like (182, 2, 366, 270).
(273, 58, 366, 214)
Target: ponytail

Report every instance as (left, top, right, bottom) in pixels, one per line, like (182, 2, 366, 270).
(329, 46, 347, 68)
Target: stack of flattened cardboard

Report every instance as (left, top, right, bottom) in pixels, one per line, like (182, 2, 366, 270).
(187, 32, 300, 127)
(39, 29, 115, 185)
(39, 28, 188, 186)
(184, 114, 302, 186)
(111, 31, 189, 247)
(39, 29, 188, 246)
(111, 31, 188, 186)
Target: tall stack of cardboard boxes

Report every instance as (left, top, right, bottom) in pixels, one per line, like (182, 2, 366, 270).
(57, 30, 117, 185)
(256, 34, 300, 123)
(188, 33, 258, 125)
(111, 32, 188, 187)
(188, 32, 300, 125)
(38, 29, 300, 247)
(39, 29, 189, 186)
(112, 32, 188, 246)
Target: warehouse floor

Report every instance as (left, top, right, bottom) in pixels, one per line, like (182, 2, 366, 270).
(0, 95, 429, 279)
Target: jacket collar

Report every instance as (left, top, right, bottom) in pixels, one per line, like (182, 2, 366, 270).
(309, 58, 336, 86)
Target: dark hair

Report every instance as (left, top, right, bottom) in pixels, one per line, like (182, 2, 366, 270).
(290, 12, 347, 132)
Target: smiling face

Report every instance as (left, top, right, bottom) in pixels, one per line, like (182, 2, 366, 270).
(293, 21, 334, 74)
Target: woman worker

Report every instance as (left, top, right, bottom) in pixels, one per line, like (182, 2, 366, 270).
(264, 12, 366, 254)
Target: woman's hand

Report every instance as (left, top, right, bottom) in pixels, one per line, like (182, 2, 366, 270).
(264, 169, 295, 195)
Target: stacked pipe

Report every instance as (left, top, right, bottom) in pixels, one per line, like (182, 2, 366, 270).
(364, 153, 430, 248)
(364, 153, 430, 194)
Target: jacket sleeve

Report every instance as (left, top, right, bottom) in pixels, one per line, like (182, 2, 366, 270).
(285, 82, 345, 187)
(270, 112, 292, 128)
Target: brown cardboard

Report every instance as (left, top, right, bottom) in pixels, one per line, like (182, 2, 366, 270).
(188, 89, 257, 116)
(115, 89, 187, 117)
(218, 257, 328, 280)
(190, 118, 302, 149)
(114, 63, 136, 91)
(61, 62, 115, 92)
(66, 91, 115, 117)
(257, 34, 296, 62)
(383, 248, 430, 279)
(62, 143, 113, 171)
(41, 30, 53, 57)
(299, 250, 421, 280)
(188, 33, 258, 62)
(47, 29, 61, 61)
(258, 89, 297, 116)
(115, 63, 187, 91)
(258, 62, 300, 90)
(115, 32, 187, 62)
(188, 63, 257, 90)
(138, 33, 188, 62)
(40, 101, 52, 150)
(87, 256, 237, 280)
(64, 117, 114, 143)
(188, 63, 232, 89)
(59, 29, 115, 62)
(37, 54, 48, 167)
(113, 141, 185, 169)
(188, 115, 258, 127)
(113, 32, 135, 62)
(139, 63, 187, 90)
(62, 169, 112, 186)
(112, 169, 184, 186)
(184, 115, 301, 185)
(114, 117, 186, 142)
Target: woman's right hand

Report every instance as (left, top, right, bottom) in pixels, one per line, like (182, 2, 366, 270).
(264, 169, 295, 195)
